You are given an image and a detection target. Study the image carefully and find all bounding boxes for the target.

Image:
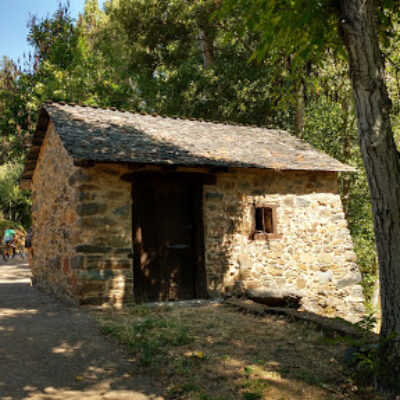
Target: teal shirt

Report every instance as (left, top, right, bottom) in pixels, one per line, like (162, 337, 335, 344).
(4, 229, 16, 239)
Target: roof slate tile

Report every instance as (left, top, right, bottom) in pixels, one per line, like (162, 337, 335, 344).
(22, 103, 355, 183)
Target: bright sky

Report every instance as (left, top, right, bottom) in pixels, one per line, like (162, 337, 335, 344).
(0, 0, 103, 63)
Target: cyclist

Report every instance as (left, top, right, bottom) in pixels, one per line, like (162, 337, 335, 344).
(3, 227, 16, 257)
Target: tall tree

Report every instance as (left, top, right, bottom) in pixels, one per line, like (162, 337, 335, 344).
(0, 57, 36, 163)
(221, 0, 400, 394)
(338, 2, 400, 394)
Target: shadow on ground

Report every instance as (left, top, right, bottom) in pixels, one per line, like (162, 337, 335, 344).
(0, 260, 163, 400)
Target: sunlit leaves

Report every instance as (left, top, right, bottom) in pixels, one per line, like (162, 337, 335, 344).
(0, 163, 31, 225)
(220, 0, 339, 70)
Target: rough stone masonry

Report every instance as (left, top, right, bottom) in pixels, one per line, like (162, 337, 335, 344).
(203, 170, 364, 321)
(28, 103, 364, 322)
(31, 122, 364, 321)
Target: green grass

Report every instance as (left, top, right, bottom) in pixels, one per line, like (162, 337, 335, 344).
(240, 365, 270, 399)
(98, 304, 383, 400)
(198, 394, 227, 400)
(279, 368, 324, 388)
(102, 309, 194, 366)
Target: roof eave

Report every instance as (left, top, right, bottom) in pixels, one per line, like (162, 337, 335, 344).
(20, 107, 51, 186)
(72, 157, 357, 174)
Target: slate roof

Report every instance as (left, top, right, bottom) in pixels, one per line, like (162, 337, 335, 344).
(21, 102, 355, 184)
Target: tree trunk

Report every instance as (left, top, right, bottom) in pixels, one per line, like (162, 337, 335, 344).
(338, 0, 400, 395)
(340, 99, 352, 216)
(199, 29, 214, 67)
(294, 79, 305, 137)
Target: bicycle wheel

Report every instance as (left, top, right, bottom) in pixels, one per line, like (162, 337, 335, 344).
(2, 248, 10, 262)
(10, 246, 16, 260)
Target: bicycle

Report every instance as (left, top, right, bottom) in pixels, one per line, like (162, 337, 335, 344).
(2, 242, 16, 262)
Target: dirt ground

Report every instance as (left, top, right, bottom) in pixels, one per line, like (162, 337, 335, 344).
(98, 304, 383, 400)
(0, 259, 164, 400)
(0, 259, 383, 400)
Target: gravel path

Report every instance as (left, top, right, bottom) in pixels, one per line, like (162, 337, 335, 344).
(0, 260, 163, 400)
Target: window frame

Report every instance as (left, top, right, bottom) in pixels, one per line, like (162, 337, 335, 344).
(250, 204, 281, 240)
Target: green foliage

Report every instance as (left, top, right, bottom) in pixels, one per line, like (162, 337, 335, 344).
(92, 0, 297, 125)
(0, 58, 35, 225)
(324, 313, 380, 385)
(181, 382, 200, 393)
(0, 58, 38, 164)
(240, 366, 269, 400)
(0, 163, 31, 226)
(220, 0, 399, 68)
(241, 394, 261, 400)
(356, 313, 378, 332)
(28, 4, 80, 70)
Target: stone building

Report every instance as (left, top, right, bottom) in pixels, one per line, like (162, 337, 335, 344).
(21, 103, 364, 320)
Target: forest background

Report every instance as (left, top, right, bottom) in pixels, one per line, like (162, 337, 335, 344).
(1, 0, 399, 305)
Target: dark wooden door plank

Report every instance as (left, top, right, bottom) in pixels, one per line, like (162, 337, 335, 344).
(132, 180, 207, 302)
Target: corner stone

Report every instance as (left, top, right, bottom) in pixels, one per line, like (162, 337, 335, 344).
(337, 271, 361, 289)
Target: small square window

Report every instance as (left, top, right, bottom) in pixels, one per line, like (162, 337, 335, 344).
(251, 205, 281, 240)
(255, 207, 273, 233)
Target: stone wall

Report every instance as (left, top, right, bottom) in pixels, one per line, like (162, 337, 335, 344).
(203, 169, 364, 321)
(31, 125, 133, 306)
(71, 164, 133, 306)
(31, 123, 81, 302)
(32, 131, 363, 320)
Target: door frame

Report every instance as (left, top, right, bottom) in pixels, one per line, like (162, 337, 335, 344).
(131, 172, 209, 301)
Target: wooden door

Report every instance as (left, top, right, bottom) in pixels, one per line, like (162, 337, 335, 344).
(133, 182, 206, 302)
